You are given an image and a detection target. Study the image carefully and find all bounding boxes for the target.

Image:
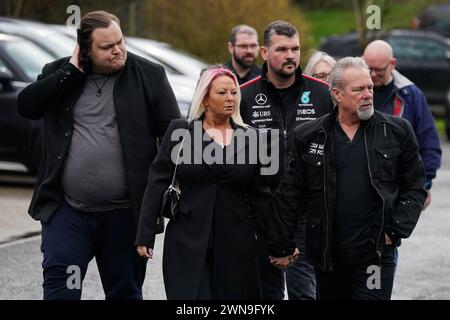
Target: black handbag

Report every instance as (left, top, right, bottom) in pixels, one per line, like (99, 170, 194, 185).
(154, 212, 165, 234)
(159, 133, 186, 221)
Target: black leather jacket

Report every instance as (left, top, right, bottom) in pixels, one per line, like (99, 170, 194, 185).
(275, 108, 427, 271)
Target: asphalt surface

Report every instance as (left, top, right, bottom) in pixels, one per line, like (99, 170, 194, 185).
(0, 142, 449, 300)
(0, 234, 166, 300)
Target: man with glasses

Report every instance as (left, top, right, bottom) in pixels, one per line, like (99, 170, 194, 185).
(363, 40, 441, 210)
(225, 24, 261, 85)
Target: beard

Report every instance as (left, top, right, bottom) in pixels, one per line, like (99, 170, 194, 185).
(270, 60, 297, 79)
(357, 105, 374, 121)
(233, 51, 256, 69)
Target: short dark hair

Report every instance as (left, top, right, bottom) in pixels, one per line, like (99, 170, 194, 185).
(77, 10, 121, 71)
(263, 20, 298, 47)
(229, 24, 258, 45)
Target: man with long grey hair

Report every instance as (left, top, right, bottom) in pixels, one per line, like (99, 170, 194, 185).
(328, 57, 375, 120)
(275, 57, 427, 299)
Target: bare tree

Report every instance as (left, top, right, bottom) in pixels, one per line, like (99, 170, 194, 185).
(143, 0, 313, 63)
(353, 0, 391, 50)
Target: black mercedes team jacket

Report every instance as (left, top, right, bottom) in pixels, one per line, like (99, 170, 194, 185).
(240, 63, 334, 188)
(16, 52, 181, 226)
(275, 108, 427, 272)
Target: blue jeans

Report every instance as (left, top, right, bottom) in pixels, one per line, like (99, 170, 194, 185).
(41, 201, 147, 300)
(286, 221, 317, 300)
(315, 241, 398, 300)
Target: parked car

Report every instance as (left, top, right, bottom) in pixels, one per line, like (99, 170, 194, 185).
(0, 18, 201, 116)
(413, 4, 450, 39)
(0, 16, 204, 173)
(0, 33, 56, 173)
(320, 29, 450, 105)
(0, 17, 74, 57)
(51, 24, 205, 81)
(50, 24, 202, 115)
(125, 37, 205, 115)
(125, 37, 205, 80)
(321, 29, 450, 139)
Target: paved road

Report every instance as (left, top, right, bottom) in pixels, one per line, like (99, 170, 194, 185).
(0, 183, 36, 244)
(0, 234, 166, 300)
(0, 142, 449, 300)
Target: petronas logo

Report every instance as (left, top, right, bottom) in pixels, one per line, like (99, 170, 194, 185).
(301, 91, 311, 104)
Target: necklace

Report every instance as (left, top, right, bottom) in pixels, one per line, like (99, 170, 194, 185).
(90, 74, 110, 97)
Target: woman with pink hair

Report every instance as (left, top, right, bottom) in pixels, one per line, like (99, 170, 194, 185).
(136, 65, 298, 300)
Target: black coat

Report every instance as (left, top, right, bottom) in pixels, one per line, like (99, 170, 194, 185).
(136, 118, 295, 299)
(16, 52, 181, 226)
(275, 108, 427, 272)
(240, 63, 334, 188)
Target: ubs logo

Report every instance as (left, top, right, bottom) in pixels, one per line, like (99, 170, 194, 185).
(253, 110, 271, 118)
(255, 93, 268, 105)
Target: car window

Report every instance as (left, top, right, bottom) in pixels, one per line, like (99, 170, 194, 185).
(126, 37, 205, 78)
(387, 36, 448, 61)
(0, 56, 7, 69)
(432, 21, 450, 38)
(3, 39, 54, 81)
(126, 46, 178, 75)
(0, 57, 7, 91)
(321, 38, 363, 58)
(417, 5, 450, 37)
(33, 29, 74, 57)
(0, 21, 73, 58)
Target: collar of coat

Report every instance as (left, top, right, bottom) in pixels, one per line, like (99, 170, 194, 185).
(321, 105, 393, 133)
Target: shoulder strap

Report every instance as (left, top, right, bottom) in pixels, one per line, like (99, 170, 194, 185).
(169, 120, 189, 187)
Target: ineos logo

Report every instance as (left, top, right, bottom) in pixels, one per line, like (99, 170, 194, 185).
(255, 93, 268, 105)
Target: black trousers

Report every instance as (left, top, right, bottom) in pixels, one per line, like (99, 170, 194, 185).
(315, 242, 398, 300)
(41, 201, 147, 300)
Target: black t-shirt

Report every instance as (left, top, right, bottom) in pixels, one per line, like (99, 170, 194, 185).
(333, 120, 382, 249)
(276, 82, 300, 124)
